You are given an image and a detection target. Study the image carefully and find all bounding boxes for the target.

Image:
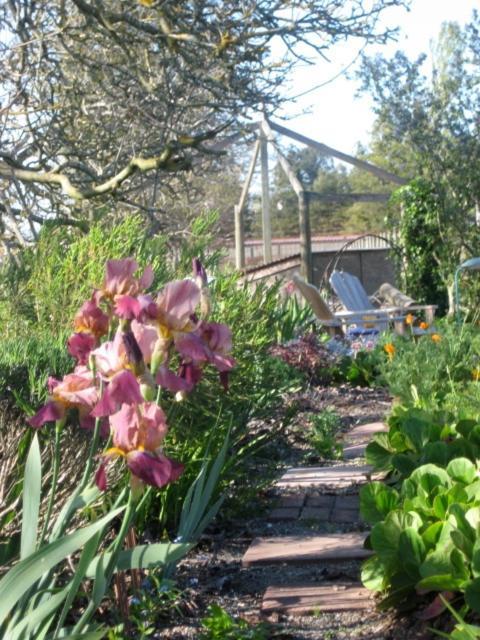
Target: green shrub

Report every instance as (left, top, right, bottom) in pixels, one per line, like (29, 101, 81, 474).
(365, 404, 480, 480)
(378, 322, 480, 406)
(0, 212, 222, 335)
(0, 332, 72, 406)
(334, 347, 384, 387)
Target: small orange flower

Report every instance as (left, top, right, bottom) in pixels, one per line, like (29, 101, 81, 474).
(384, 343, 396, 360)
(472, 368, 480, 381)
(405, 313, 415, 326)
(431, 333, 441, 343)
(419, 321, 429, 330)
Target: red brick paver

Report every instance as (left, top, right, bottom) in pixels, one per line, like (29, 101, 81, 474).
(276, 464, 377, 489)
(242, 533, 371, 567)
(262, 582, 374, 616)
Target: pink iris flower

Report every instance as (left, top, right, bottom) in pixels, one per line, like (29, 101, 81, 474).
(29, 366, 98, 428)
(201, 322, 236, 373)
(131, 279, 201, 372)
(156, 365, 193, 393)
(175, 321, 235, 389)
(91, 330, 143, 417)
(68, 332, 97, 365)
(155, 279, 201, 334)
(73, 298, 109, 338)
(114, 293, 157, 322)
(95, 402, 183, 490)
(101, 258, 154, 300)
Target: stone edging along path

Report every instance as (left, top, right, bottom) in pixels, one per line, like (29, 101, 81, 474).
(240, 421, 388, 617)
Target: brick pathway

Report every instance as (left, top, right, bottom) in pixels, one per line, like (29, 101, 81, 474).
(269, 493, 362, 523)
(239, 421, 389, 617)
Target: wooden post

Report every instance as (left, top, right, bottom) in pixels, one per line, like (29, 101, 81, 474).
(234, 204, 245, 269)
(234, 139, 260, 269)
(299, 191, 313, 282)
(260, 129, 272, 263)
(260, 120, 313, 283)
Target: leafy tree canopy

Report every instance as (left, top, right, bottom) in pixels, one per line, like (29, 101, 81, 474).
(357, 11, 480, 312)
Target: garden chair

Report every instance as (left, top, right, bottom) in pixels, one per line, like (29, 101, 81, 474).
(329, 270, 437, 335)
(292, 274, 402, 337)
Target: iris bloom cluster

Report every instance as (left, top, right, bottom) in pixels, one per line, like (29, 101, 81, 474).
(29, 258, 235, 493)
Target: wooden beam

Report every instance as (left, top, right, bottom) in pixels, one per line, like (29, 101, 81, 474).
(261, 120, 302, 196)
(266, 119, 407, 186)
(238, 139, 260, 213)
(306, 191, 391, 203)
(260, 127, 272, 263)
(234, 139, 260, 269)
(298, 190, 313, 283)
(261, 122, 313, 282)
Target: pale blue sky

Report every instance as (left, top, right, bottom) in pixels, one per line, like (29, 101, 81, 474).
(276, 0, 478, 155)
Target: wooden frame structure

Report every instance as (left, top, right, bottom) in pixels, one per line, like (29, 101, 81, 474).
(234, 118, 406, 282)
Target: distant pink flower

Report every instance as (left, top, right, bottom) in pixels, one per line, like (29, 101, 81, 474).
(282, 280, 296, 296)
(101, 258, 154, 300)
(29, 367, 98, 428)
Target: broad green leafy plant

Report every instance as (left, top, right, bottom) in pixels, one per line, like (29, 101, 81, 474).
(365, 405, 480, 479)
(361, 459, 480, 615)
